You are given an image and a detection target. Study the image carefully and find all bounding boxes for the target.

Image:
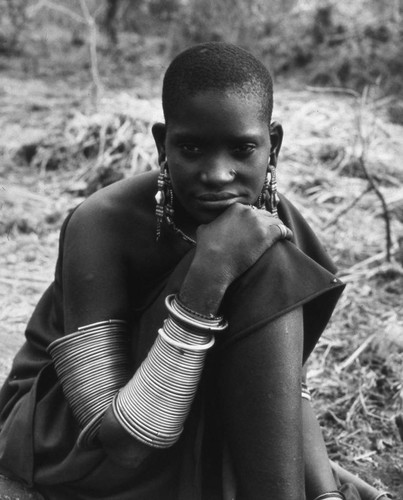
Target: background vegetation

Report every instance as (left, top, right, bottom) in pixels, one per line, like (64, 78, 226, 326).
(2, 0, 403, 100)
(0, 0, 402, 497)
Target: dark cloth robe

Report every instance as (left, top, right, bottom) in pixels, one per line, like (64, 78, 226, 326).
(0, 171, 345, 499)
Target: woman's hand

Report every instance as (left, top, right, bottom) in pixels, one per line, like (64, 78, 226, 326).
(196, 203, 291, 284)
(179, 203, 292, 315)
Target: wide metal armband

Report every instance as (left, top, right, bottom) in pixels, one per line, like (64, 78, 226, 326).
(48, 320, 131, 449)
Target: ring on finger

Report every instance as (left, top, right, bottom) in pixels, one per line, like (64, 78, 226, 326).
(276, 223, 288, 239)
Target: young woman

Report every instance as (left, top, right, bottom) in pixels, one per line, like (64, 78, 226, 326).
(0, 42, 390, 500)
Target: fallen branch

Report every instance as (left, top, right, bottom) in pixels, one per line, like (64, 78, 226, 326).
(323, 186, 372, 230)
(336, 333, 376, 372)
(354, 86, 393, 262)
(357, 154, 392, 261)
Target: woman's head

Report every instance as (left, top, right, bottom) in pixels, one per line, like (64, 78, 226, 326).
(162, 42, 274, 126)
(153, 42, 282, 226)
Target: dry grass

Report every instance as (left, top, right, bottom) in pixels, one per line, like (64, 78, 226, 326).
(0, 81, 402, 496)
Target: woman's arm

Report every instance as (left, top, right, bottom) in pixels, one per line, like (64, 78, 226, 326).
(62, 201, 130, 333)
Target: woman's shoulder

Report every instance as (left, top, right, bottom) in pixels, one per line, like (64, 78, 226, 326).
(68, 171, 158, 232)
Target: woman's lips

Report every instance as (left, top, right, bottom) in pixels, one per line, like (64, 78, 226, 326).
(195, 193, 240, 210)
(197, 192, 237, 201)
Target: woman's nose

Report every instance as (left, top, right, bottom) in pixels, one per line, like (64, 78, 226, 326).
(200, 156, 235, 185)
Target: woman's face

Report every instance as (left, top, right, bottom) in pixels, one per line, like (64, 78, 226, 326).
(154, 90, 279, 226)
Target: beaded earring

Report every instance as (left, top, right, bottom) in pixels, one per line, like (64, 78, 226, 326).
(257, 163, 279, 216)
(267, 163, 279, 217)
(155, 160, 174, 242)
(155, 160, 196, 245)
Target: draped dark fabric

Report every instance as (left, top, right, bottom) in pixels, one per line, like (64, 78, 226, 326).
(0, 171, 345, 499)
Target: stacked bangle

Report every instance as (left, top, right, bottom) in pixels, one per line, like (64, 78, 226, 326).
(159, 326, 215, 351)
(174, 295, 223, 321)
(113, 294, 227, 448)
(313, 492, 345, 500)
(313, 490, 391, 500)
(48, 320, 130, 448)
(166, 294, 228, 333)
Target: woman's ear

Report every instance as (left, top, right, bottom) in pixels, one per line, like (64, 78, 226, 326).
(152, 122, 167, 163)
(269, 121, 283, 167)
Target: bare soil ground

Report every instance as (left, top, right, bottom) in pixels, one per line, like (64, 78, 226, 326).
(0, 35, 403, 497)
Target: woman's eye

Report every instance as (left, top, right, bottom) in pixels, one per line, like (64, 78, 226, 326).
(180, 144, 201, 154)
(233, 144, 256, 155)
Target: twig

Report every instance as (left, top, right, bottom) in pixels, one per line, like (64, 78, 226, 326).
(327, 409, 347, 428)
(306, 85, 360, 99)
(367, 411, 390, 422)
(351, 451, 377, 463)
(359, 389, 369, 416)
(323, 186, 372, 230)
(97, 123, 108, 163)
(346, 395, 361, 425)
(355, 86, 393, 262)
(79, 0, 103, 106)
(28, 0, 102, 105)
(339, 245, 400, 282)
(336, 333, 376, 372)
(340, 245, 398, 275)
(31, 0, 85, 23)
(357, 155, 392, 261)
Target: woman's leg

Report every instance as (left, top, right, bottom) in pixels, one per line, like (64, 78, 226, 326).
(303, 399, 339, 499)
(217, 308, 305, 500)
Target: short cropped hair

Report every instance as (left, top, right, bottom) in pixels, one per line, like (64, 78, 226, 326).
(162, 42, 273, 125)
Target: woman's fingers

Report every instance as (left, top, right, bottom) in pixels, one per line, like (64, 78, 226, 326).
(274, 223, 293, 241)
(251, 207, 293, 242)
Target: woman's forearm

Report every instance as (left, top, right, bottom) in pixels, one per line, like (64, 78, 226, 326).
(178, 256, 230, 316)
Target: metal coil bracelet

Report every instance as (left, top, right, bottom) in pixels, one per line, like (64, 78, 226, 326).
(47, 320, 131, 449)
(113, 294, 227, 449)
